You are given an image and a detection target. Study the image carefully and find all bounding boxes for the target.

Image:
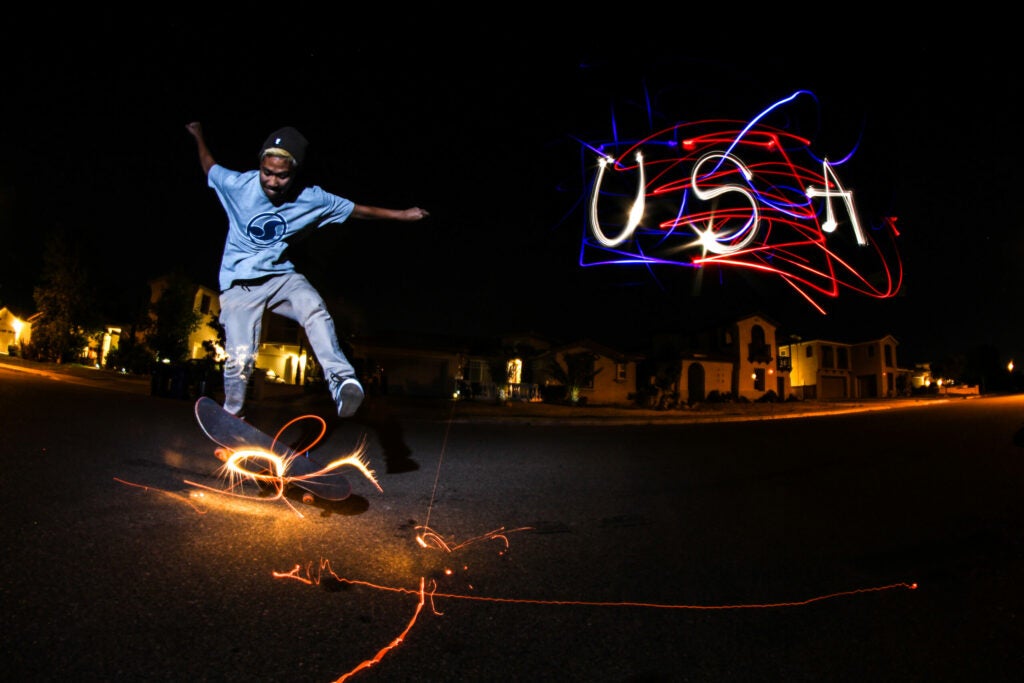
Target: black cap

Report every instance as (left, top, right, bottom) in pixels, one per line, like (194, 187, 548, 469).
(259, 126, 309, 167)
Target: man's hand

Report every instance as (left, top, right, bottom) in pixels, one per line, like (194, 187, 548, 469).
(403, 207, 430, 221)
(185, 121, 215, 175)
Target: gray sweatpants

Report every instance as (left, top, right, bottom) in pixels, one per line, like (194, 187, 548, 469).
(218, 272, 355, 415)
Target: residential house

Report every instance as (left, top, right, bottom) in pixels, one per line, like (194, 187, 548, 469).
(453, 333, 535, 401)
(0, 306, 30, 354)
(343, 332, 643, 405)
(0, 306, 99, 361)
(910, 362, 979, 396)
(533, 338, 642, 406)
(650, 313, 790, 404)
(780, 334, 907, 399)
(350, 332, 468, 399)
(147, 276, 222, 362)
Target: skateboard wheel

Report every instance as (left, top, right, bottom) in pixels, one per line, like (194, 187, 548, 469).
(301, 492, 315, 505)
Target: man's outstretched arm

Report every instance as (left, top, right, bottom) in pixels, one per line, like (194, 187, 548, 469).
(185, 121, 216, 175)
(350, 205, 430, 221)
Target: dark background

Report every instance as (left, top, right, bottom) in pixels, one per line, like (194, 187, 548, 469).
(3, 11, 1021, 365)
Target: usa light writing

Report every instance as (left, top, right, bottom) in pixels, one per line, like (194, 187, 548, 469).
(583, 90, 901, 313)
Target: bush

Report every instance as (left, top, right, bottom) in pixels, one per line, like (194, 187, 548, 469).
(705, 390, 726, 403)
(105, 342, 157, 375)
(541, 384, 568, 404)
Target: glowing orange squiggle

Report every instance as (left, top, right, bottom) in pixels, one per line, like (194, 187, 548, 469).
(414, 525, 533, 553)
(274, 557, 916, 680)
(335, 577, 426, 682)
(183, 413, 381, 516)
(276, 560, 916, 609)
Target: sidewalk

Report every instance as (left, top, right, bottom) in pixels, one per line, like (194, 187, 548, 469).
(0, 355, 957, 424)
(0, 356, 154, 395)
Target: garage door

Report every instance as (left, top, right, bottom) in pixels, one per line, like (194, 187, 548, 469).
(820, 376, 846, 399)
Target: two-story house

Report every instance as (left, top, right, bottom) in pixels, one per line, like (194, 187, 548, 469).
(148, 276, 223, 362)
(650, 313, 790, 404)
(779, 334, 905, 399)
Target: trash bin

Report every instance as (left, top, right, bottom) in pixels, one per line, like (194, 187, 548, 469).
(150, 362, 189, 399)
(150, 363, 171, 397)
(169, 363, 188, 399)
(247, 368, 267, 401)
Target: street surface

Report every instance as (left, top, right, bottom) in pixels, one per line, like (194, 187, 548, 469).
(1, 363, 1022, 681)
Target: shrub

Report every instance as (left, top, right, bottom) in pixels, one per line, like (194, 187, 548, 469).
(541, 384, 568, 404)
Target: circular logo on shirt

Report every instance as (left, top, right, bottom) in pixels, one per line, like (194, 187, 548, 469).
(246, 213, 287, 245)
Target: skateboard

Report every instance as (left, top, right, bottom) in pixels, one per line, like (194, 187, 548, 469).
(194, 396, 351, 503)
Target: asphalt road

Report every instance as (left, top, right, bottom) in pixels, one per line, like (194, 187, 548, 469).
(2, 364, 1022, 682)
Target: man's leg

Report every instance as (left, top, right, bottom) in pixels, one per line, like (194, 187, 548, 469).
(269, 274, 364, 417)
(218, 286, 264, 417)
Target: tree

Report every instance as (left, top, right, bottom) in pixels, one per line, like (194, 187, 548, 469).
(104, 281, 157, 374)
(28, 229, 101, 363)
(547, 350, 602, 404)
(146, 272, 202, 363)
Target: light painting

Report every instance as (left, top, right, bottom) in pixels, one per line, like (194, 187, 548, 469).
(582, 90, 902, 314)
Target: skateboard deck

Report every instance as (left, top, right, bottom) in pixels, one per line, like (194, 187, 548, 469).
(194, 396, 350, 502)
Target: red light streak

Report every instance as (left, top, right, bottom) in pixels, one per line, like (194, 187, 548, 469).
(275, 556, 917, 680)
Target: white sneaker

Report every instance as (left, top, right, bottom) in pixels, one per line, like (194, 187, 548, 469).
(334, 377, 364, 418)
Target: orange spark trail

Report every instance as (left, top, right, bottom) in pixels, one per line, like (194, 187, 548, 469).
(419, 581, 918, 610)
(415, 525, 532, 553)
(114, 477, 208, 514)
(275, 560, 916, 610)
(274, 558, 916, 680)
(180, 415, 381, 517)
(334, 578, 427, 682)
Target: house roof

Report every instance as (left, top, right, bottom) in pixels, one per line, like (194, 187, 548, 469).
(546, 338, 644, 361)
(0, 305, 29, 320)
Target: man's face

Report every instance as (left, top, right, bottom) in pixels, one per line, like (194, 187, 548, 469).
(259, 155, 295, 204)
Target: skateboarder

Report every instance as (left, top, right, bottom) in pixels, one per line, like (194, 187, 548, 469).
(185, 121, 429, 420)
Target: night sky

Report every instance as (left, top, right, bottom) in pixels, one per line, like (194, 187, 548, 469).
(4, 12, 1021, 367)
